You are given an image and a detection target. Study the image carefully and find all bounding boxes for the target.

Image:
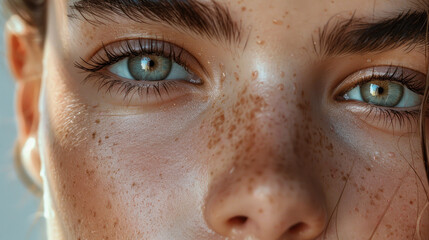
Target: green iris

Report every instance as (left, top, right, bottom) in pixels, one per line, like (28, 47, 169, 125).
(360, 81, 404, 107)
(128, 55, 173, 81)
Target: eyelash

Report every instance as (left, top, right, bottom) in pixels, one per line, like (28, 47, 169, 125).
(339, 65, 424, 128)
(75, 38, 201, 100)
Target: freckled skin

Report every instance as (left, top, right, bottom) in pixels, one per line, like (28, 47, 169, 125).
(29, 0, 429, 239)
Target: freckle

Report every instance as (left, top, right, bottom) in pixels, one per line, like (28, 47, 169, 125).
(293, 73, 297, 77)
(280, 71, 285, 78)
(410, 200, 414, 205)
(256, 40, 265, 45)
(105, 135, 109, 139)
(252, 71, 259, 80)
(77, 219, 82, 224)
(174, 137, 179, 142)
(86, 169, 95, 177)
(272, 19, 283, 25)
(258, 208, 264, 213)
(365, 167, 371, 172)
(131, 182, 137, 187)
(278, 84, 284, 91)
(95, 119, 100, 124)
(92, 132, 96, 139)
(234, 72, 240, 81)
(98, 139, 102, 145)
(241, 6, 246, 11)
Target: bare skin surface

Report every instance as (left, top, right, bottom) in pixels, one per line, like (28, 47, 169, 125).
(7, 0, 429, 239)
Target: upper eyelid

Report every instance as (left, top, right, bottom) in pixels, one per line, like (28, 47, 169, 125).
(335, 66, 426, 98)
(75, 38, 209, 77)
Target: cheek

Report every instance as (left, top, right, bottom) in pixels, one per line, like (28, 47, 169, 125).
(320, 147, 428, 239)
(39, 74, 212, 239)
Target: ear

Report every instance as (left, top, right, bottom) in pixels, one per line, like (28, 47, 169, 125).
(6, 15, 43, 190)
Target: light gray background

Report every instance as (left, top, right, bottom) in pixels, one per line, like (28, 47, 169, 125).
(0, 10, 45, 240)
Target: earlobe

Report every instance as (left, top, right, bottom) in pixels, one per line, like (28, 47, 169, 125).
(15, 137, 43, 197)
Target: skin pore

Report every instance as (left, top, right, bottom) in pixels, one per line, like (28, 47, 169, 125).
(6, 0, 429, 239)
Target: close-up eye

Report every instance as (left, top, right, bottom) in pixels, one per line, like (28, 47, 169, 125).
(335, 66, 426, 129)
(75, 39, 204, 104)
(343, 80, 422, 108)
(339, 66, 424, 109)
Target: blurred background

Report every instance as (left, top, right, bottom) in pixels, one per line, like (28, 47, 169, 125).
(0, 7, 44, 240)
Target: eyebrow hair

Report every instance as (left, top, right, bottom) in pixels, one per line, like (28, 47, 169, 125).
(68, 0, 242, 45)
(316, 11, 428, 57)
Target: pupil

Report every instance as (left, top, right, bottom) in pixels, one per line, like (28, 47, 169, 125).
(377, 87, 384, 94)
(149, 60, 155, 68)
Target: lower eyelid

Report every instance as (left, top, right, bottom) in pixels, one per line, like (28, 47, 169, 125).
(341, 103, 420, 132)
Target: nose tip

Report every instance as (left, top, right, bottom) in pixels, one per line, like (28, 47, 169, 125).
(204, 179, 327, 240)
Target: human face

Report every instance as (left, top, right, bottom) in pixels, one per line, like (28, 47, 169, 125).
(35, 0, 428, 239)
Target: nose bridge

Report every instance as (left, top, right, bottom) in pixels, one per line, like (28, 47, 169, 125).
(225, 82, 304, 170)
(204, 84, 327, 239)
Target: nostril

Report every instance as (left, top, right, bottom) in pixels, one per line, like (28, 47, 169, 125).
(288, 222, 309, 235)
(227, 216, 248, 227)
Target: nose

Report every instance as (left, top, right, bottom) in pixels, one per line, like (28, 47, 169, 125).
(204, 168, 327, 240)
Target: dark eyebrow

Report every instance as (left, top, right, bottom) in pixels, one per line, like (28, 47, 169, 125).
(316, 11, 428, 57)
(68, 0, 242, 45)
